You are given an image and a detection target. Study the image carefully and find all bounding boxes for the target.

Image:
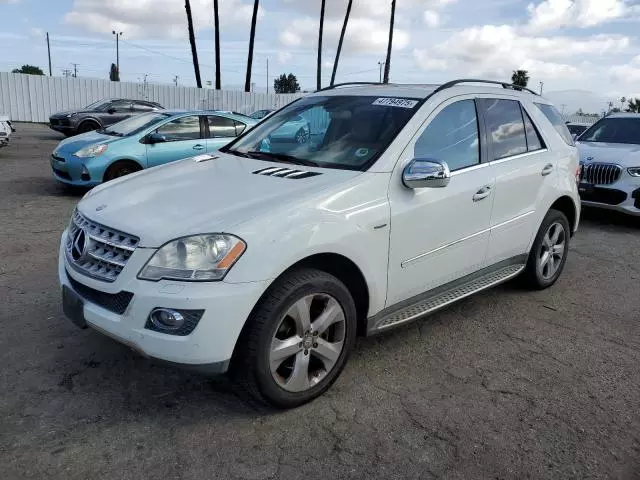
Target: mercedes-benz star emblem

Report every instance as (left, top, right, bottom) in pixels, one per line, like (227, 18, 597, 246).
(71, 228, 89, 262)
(95, 204, 107, 212)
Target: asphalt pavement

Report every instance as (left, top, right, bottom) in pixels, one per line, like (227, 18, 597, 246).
(1, 123, 639, 479)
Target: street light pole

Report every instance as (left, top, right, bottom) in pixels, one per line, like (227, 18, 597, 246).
(378, 61, 384, 83)
(112, 31, 122, 77)
(538, 81, 544, 95)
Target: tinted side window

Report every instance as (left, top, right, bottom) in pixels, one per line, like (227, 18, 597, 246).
(414, 99, 480, 171)
(535, 103, 574, 145)
(521, 107, 544, 152)
(208, 116, 237, 137)
(132, 101, 154, 112)
(156, 115, 202, 141)
(109, 100, 132, 112)
(234, 120, 247, 136)
(483, 99, 527, 160)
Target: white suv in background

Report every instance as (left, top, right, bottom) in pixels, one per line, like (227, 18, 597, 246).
(59, 80, 580, 408)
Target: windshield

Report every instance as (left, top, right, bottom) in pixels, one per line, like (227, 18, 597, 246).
(84, 99, 110, 110)
(102, 112, 171, 137)
(222, 95, 422, 170)
(579, 117, 640, 145)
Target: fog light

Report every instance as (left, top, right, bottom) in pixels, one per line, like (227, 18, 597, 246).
(149, 308, 185, 331)
(81, 164, 91, 181)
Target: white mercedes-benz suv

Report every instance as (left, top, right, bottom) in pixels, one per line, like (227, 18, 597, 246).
(59, 80, 580, 408)
(575, 113, 640, 216)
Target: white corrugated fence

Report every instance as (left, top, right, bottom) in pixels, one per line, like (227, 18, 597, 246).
(0, 72, 304, 123)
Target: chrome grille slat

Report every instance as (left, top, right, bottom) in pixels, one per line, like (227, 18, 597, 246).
(65, 210, 139, 282)
(580, 163, 621, 185)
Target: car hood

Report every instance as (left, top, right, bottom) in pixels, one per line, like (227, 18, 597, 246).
(50, 110, 95, 119)
(577, 141, 640, 167)
(54, 131, 120, 155)
(78, 152, 361, 247)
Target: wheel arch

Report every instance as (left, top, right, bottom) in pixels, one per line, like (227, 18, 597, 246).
(76, 117, 102, 129)
(102, 159, 144, 182)
(549, 195, 578, 235)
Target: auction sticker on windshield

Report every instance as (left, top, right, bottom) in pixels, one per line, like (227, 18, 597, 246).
(372, 98, 419, 109)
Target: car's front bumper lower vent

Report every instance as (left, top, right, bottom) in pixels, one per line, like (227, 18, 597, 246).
(252, 167, 322, 179)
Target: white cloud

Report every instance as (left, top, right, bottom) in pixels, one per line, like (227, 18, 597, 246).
(610, 64, 640, 84)
(65, 0, 264, 38)
(0, 0, 20, 3)
(424, 10, 440, 28)
(526, 0, 632, 32)
(277, 51, 293, 65)
(413, 49, 447, 70)
(28, 27, 44, 38)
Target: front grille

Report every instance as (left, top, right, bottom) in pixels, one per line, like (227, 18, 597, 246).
(53, 168, 72, 180)
(580, 163, 622, 185)
(65, 210, 139, 282)
(66, 270, 133, 315)
(580, 187, 627, 205)
(52, 154, 65, 163)
(50, 119, 59, 126)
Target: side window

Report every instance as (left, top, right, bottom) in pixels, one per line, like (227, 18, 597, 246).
(521, 106, 545, 152)
(483, 99, 527, 160)
(208, 116, 237, 138)
(156, 115, 202, 141)
(414, 99, 480, 171)
(109, 100, 132, 112)
(132, 101, 154, 113)
(534, 103, 574, 146)
(234, 120, 247, 136)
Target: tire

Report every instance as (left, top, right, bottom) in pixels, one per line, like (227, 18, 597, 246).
(522, 209, 571, 289)
(103, 160, 141, 182)
(295, 128, 309, 144)
(232, 268, 357, 408)
(77, 121, 99, 134)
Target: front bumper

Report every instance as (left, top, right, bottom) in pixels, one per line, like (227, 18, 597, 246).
(579, 175, 640, 216)
(58, 230, 269, 371)
(49, 121, 74, 135)
(50, 152, 102, 186)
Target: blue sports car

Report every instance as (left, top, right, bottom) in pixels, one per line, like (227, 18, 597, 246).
(50, 110, 257, 186)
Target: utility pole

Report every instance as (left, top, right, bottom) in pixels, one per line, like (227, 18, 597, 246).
(46, 32, 52, 76)
(62, 69, 72, 78)
(266, 58, 269, 94)
(71, 63, 78, 78)
(538, 81, 544, 95)
(173, 75, 179, 86)
(112, 30, 122, 78)
(378, 61, 385, 83)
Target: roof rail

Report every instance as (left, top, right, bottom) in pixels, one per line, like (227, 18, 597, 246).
(316, 82, 382, 92)
(432, 79, 539, 96)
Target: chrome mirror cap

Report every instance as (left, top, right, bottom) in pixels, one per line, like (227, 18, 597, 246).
(402, 158, 451, 189)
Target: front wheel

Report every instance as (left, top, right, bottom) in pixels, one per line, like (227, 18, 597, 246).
(232, 268, 357, 408)
(522, 209, 571, 289)
(103, 160, 141, 182)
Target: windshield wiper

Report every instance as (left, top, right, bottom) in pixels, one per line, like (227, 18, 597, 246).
(246, 151, 319, 167)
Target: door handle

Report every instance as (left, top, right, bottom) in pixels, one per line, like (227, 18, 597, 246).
(193, 144, 205, 150)
(541, 163, 554, 176)
(473, 186, 492, 202)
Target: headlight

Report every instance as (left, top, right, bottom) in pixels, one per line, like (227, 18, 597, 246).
(65, 113, 76, 118)
(627, 167, 640, 177)
(138, 234, 246, 281)
(74, 144, 108, 158)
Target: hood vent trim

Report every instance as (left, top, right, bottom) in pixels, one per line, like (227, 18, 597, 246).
(252, 167, 322, 179)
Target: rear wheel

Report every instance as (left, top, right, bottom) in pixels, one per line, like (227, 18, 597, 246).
(77, 121, 99, 134)
(232, 268, 357, 408)
(522, 209, 570, 289)
(104, 160, 141, 182)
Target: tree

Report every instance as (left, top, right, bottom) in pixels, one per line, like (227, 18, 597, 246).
(620, 96, 626, 110)
(185, 0, 202, 88)
(274, 73, 300, 93)
(383, 0, 396, 84)
(511, 70, 529, 88)
(330, 0, 352, 87)
(109, 63, 120, 81)
(245, 0, 260, 92)
(627, 98, 640, 113)
(11, 65, 44, 75)
(213, 0, 221, 89)
(317, 0, 326, 90)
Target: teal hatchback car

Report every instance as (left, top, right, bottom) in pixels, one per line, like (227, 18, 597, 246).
(50, 110, 257, 186)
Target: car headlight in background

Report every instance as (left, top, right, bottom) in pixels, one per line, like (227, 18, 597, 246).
(74, 144, 108, 158)
(65, 113, 76, 118)
(138, 234, 246, 281)
(627, 167, 640, 177)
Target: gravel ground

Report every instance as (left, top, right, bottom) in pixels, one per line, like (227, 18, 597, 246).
(1, 123, 639, 480)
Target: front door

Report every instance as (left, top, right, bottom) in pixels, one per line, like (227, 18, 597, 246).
(386, 97, 495, 306)
(146, 115, 206, 168)
(100, 100, 133, 126)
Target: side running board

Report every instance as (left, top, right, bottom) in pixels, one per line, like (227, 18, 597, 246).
(367, 263, 525, 334)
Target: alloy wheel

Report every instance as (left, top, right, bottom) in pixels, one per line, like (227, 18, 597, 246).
(538, 221, 566, 280)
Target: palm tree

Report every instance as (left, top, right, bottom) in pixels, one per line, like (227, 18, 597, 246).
(330, 0, 353, 86)
(383, 0, 396, 84)
(213, 0, 221, 89)
(627, 98, 640, 113)
(620, 96, 626, 110)
(317, 0, 326, 90)
(511, 70, 529, 88)
(185, 0, 202, 88)
(245, 0, 260, 92)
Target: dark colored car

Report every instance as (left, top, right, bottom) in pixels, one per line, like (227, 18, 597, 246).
(49, 99, 164, 137)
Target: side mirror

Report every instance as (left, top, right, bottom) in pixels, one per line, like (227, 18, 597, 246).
(402, 158, 450, 189)
(107, 108, 116, 114)
(147, 133, 167, 144)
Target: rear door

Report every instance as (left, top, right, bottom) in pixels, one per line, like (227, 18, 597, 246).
(479, 98, 555, 265)
(146, 115, 206, 168)
(205, 115, 243, 152)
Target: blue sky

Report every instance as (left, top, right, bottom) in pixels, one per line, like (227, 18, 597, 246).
(1, 0, 639, 111)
